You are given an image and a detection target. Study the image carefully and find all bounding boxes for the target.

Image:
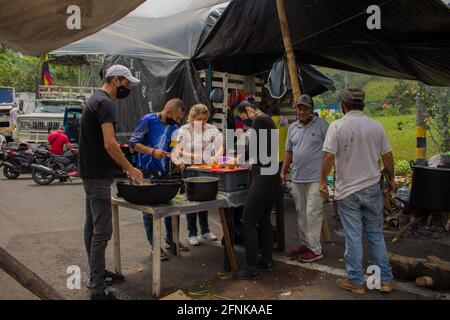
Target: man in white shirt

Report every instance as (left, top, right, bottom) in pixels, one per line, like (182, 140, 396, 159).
(320, 88, 396, 295)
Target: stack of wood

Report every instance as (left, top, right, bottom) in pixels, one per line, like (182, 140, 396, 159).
(389, 252, 450, 291)
(382, 188, 450, 242)
(383, 191, 410, 229)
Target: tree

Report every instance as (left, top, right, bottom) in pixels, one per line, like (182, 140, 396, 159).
(385, 80, 419, 114)
(424, 87, 450, 153)
(0, 46, 102, 91)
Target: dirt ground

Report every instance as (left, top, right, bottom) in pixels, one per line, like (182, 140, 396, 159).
(0, 172, 449, 300)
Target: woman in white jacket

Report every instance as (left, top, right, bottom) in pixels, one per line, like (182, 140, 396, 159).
(172, 104, 223, 245)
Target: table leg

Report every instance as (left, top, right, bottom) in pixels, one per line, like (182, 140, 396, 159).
(219, 208, 237, 271)
(321, 215, 331, 242)
(223, 208, 235, 272)
(112, 203, 121, 275)
(275, 186, 285, 252)
(152, 215, 161, 297)
(172, 215, 180, 256)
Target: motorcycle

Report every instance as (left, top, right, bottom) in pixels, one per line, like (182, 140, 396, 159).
(0, 143, 49, 179)
(30, 148, 78, 185)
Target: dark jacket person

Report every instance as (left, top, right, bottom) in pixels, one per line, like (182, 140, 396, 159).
(234, 101, 280, 280)
(79, 64, 143, 300)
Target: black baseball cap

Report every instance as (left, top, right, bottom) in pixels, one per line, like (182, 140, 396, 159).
(342, 88, 365, 104)
(294, 94, 313, 108)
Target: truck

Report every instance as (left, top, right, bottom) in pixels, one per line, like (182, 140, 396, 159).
(0, 87, 15, 142)
(63, 103, 137, 167)
(15, 85, 95, 143)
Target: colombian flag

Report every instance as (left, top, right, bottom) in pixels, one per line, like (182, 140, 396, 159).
(41, 54, 52, 86)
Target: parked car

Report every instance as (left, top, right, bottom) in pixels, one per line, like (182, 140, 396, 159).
(15, 99, 84, 143)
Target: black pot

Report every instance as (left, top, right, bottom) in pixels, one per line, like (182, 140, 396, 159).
(410, 165, 450, 212)
(184, 177, 219, 202)
(116, 180, 180, 205)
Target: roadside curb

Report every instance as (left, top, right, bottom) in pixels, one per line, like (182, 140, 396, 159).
(204, 240, 450, 300)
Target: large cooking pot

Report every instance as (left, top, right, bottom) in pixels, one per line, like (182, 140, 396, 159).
(184, 177, 219, 202)
(116, 180, 180, 205)
(410, 165, 450, 212)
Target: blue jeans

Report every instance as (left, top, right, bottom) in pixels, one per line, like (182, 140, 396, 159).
(337, 183, 393, 285)
(187, 211, 210, 237)
(141, 171, 174, 247)
(142, 214, 173, 247)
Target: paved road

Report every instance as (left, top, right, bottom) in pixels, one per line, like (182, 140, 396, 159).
(0, 172, 441, 300)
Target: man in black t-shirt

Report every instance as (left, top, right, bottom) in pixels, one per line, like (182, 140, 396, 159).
(80, 64, 143, 300)
(233, 101, 280, 280)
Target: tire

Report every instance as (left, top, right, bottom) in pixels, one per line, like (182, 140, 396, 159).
(3, 164, 20, 179)
(31, 169, 56, 185)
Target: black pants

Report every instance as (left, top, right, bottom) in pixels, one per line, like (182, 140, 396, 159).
(83, 178, 113, 295)
(187, 211, 210, 237)
(241, 172, 280, 272)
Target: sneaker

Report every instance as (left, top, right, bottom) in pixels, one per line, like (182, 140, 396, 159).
(179, 242, 190, 252)
(257, 260, 274, 272)
(289, 245, 308, 257)
(87, 270, 124, 289)
(297, 249, 323, 262)
(232, 269, 260, 280)
(150, 247, 169, 261)
(165, 242, 190, 252)
(103, 270, 124, 286)
(90, 289, 118, 300)
(159, 249, 169, 261)
(380, 281, 396, 293)
(335, 278, 366, 295)
(188, 236, 200, 246)
(201, 232, 218, 241)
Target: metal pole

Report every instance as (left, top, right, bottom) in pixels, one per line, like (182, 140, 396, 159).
(415, 83, 427, 165)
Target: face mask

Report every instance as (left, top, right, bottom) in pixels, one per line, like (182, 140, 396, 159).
(116, 85, 131, 99)
(165, 116, 178, 125)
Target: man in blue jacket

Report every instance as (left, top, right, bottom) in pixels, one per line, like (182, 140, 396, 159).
(129, 98, 187, 261)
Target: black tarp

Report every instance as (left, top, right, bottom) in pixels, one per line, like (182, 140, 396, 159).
(266, 59, 336, 98)
(197, 0, 450, 85)
(53, 0, 450, 141)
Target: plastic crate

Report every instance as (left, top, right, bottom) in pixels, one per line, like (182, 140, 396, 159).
(184, 167, 251, 192)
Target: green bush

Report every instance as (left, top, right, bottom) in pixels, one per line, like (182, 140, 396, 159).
(383, 104, 402, 117)
(385, 81, 418, 115)
(424, 87, 450, 154)
(395, 160, 412, 177)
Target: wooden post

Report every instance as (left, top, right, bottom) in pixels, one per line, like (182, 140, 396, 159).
(321, 216, 331, 242)
(152, 216, 161, 297)
(0, 247, 68, 300)
(172, 215, 180, 256)
(276, 0, 302, 101)
(219, 208, 237, 271)
(112, 203, 122, 275)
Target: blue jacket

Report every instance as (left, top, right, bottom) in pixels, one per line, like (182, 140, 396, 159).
(129, 113, 178, 175)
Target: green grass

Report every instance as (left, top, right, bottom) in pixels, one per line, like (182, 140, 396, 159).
(363, 78, 396, 102)
(373, 115, 439, 162)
